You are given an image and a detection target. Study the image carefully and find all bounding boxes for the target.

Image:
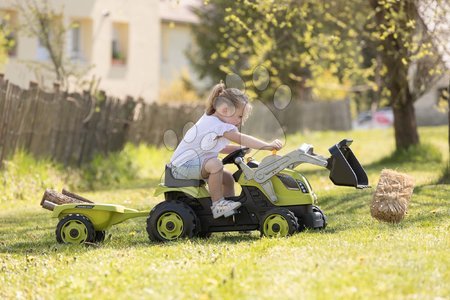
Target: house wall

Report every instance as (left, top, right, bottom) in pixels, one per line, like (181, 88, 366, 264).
(161, 22, 192, 83)
(160, 21, 208, 91)
(414, 75, 449, 126)
(1, 0, 160, 101)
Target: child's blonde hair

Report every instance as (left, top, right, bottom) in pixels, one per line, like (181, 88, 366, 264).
(205, 81, 252, 123)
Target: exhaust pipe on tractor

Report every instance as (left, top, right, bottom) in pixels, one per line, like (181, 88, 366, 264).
(327, 139, 370, 189)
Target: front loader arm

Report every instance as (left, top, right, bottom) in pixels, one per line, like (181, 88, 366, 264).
(235, 144, 329, 202)
(254, 144, 328, 181)
(235, 140, 369, 203)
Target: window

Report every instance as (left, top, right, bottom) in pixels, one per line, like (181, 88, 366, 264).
(37, 36, 50, 61)
(67, 19, 92, 63)
(70, 23, 81, 57)
(111, 22, 128, 65)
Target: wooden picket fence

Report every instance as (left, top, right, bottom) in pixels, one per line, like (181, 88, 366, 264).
(0, 77, 136, 166)
(0, 75, 351, 166)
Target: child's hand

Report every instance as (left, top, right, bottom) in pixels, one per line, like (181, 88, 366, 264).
(268, 139, 283, 151)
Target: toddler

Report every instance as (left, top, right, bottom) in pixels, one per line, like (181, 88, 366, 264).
(169, 81, 282, 218)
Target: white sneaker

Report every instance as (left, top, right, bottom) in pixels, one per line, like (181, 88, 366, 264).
(211, 199, 241, 219)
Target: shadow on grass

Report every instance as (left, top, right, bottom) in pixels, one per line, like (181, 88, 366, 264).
(437, 163, 450, 184)
(316, 181, 449, 233)
(300, 142, 443, 179)
(0, 218, 262, 254)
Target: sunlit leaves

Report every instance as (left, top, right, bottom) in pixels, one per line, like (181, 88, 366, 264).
(190, 0, 447, 108)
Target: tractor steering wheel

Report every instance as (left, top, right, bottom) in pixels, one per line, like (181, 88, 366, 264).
(222, 147, 250, 165)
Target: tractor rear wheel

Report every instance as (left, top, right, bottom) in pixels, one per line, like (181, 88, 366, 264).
(260, 208, 298, 238)
(95, 231, 106, 243)
(147, 200, 199, 242)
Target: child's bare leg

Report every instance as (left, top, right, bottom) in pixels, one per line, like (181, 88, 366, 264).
(223, 170, 235, 198)
(202, 158, 241, 219)
(202, 158, 224, 202)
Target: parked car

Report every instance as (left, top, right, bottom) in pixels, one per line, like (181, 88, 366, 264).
(353, 107, 394, 129)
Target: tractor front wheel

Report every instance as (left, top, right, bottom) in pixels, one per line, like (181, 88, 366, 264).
(312, 205, 327, 229)
(260, 208, 298, 238)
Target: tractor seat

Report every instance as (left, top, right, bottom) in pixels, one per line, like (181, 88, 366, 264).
(164, 165, 206, 187)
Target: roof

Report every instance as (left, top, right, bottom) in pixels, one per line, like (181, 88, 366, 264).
(159, 0, 201, 24)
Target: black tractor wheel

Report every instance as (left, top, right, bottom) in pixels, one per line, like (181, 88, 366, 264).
(260, 208, 299, 238)
(94, 231, 106, 243)
(197, 231, 212, 239)
(56, 214, 96, 244)
(312, 205, 327, 229)
(147, 200, 199, 242)
(192, 214, 211, 239)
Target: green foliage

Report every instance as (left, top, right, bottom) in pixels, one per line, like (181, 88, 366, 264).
(0, 150, 82, 203)
(190, 0, 367, 101)
(81, 143, 172, 190)
(0, 13, 15, 69)
(191, 0, 449, 150)
(366, 0, 447, 105)
(211, 0, 445, 103)
(82, 147, 137, 190)
(0, 31, 8, 68)
(0, 144, 171, 200)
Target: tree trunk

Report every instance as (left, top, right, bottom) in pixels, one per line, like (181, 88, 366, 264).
(296, 83, 313, 102)
(385, 56, 420, 149)
(447, 81, 449, 173)
(392, 101, 420, 150)
(370, 0, 420, 150)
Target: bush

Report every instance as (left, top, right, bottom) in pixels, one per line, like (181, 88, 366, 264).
(82, 148, 137, 190)
(81, 143, 171, 190)
(0, 151, 83, 203)
(0, 144, 171, 201)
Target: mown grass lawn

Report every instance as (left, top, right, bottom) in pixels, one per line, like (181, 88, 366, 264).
(1, 127, 449, 299)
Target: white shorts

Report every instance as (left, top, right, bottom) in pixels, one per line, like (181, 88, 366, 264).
(171, 159, 204, 180)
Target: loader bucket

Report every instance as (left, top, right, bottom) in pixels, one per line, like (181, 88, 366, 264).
(327, 139, 369, 189)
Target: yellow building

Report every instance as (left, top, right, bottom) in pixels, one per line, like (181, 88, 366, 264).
(0, 0, 201, 102)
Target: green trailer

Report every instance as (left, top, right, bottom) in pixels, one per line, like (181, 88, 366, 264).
(41, 190, 148, 244)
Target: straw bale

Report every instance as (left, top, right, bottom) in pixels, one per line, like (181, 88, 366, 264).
(370, 169, 415, 223)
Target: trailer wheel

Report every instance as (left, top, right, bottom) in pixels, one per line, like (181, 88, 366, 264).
(147, 200, 198, 242)
(260, 208, 298, 238)
(56, 214, 95, 244)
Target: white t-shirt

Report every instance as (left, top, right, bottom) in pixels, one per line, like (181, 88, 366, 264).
(170, 114, 238, 167)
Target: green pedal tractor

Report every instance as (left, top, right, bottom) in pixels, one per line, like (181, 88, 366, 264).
(42, 139, 368, 244)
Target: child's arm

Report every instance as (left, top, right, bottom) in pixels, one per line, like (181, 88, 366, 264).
(223, 131, 282, 150)
(220, 144, 242, 154)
